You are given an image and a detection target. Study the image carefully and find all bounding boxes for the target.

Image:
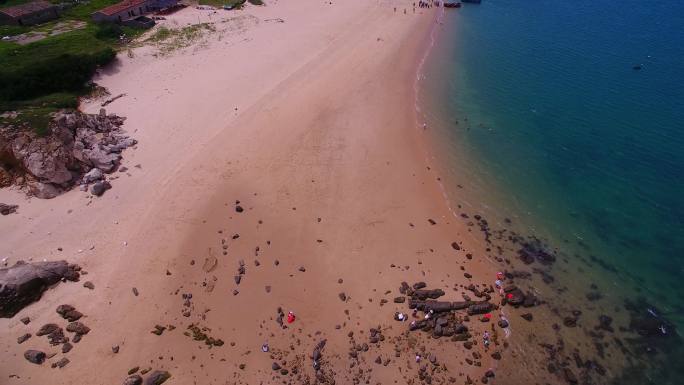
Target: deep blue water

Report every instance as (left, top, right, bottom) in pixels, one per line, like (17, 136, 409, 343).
(421, 0, 684, 382)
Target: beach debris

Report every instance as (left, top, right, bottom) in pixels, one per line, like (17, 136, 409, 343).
(287, 311, 296, 324)
(0, 203, 18, 215)
(101, 93, 127, 107)
(0, 260, 80, 318)
(24, 349, 46, 364)
(82, 168, 103, 184)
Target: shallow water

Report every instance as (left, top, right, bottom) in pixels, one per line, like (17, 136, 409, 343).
(419, 0, 684, 383)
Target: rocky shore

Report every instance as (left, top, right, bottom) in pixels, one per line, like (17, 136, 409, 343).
(0, 109, 136, 199)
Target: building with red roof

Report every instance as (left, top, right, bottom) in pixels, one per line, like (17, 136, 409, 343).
(92, 0, 177, 24)
(0, 0, 59, 26)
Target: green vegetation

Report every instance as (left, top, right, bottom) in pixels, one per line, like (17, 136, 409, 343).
(0, 0, 143, 134)
(247, 0, 263, 5)
(198, 0, 245, 9)
(143, 23, 216, 55)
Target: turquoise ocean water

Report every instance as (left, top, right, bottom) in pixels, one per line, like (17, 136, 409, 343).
(420, 1, 684, 383)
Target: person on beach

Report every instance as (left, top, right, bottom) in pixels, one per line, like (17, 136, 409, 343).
(483, 331, 491, 350)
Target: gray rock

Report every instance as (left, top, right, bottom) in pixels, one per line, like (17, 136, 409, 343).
(123, 375, 143, 385)
(91, 180, 112, 196)
(0, 203, 18, 215)
(82, 168, 103, 183)
(28, 182, 61, 199)
(143, 370, 171, 385)
(0, 111, 134, 199)
(0, 261, 78, 318)
(24, 349, 46, 364)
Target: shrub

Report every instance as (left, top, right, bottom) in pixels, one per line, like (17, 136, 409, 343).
(0, 49, 116, 101)
(95, 23, 124, 41)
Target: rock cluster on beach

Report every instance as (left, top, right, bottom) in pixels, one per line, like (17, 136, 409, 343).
(0, 260, 80, 318)
(0, 109, 135, 198)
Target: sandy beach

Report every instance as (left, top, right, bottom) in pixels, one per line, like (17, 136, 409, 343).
(1, 1, 510, 384)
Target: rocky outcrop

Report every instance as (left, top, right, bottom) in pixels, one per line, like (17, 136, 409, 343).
(0, 109, 135, 198)
(0, 260, 80, 318)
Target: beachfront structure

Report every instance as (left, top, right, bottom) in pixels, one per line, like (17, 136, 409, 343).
(0, 0, 59, 26)
(92, 0, 178, 24)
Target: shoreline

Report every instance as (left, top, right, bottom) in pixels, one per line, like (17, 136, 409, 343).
(416, 6, 683, 385)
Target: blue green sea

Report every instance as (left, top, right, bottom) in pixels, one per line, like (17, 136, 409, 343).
(420, 0, 684, 383)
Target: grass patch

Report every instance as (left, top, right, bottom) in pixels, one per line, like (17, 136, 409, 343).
(247, 0, 263, 5)
(198, 0, 245, 8)
(0, 24, 29, 37)
(0, 107, 56, 136)
(143, 23, 216, 55)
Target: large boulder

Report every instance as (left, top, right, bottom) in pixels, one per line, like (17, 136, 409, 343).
(0, 260, 79, 318)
